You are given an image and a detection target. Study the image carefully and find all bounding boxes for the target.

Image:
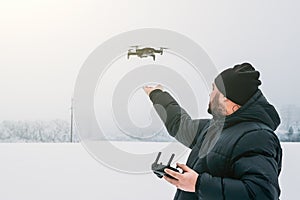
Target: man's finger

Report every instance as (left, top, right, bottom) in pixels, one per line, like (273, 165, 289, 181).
(163, 175, 178, 186)
(164, 168, 182, 179)
(143, 86, 152, 95)
(156, 84, 162, 88)
(176, 163, 191, 172)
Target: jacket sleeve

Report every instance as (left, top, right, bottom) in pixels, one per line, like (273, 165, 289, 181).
(149, 89, 210, 149)
(195, 130, 282, 200)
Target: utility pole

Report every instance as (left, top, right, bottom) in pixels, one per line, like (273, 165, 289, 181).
(70, 98, 74, 143)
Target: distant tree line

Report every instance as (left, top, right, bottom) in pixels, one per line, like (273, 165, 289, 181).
(0, 120, 79, 143)
(278, 125, 300, 142)
(0, 119, 173, 143)
(0, 119, 299, 142)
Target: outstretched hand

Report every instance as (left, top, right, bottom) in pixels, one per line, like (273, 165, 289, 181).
(164, 163, 199, 192)
(143, 84, 163, 96)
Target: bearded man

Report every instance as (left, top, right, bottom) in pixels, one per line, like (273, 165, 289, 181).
(144, 63, 282, 200)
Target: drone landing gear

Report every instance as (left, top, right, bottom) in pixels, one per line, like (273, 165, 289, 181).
(150, 55, 156, 61)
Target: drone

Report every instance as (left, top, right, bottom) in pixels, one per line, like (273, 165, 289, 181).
(127, 45, 168, 61)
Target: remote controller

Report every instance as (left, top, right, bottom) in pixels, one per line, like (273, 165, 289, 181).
(151, 152, 180, 179)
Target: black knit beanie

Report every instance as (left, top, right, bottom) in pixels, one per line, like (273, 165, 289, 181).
(214, 63, 262, 105)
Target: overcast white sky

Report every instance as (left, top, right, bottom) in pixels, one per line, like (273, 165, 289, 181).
(0, 0, 299, 121)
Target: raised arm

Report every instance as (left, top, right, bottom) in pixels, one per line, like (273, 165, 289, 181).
(148, 88, 210, 149)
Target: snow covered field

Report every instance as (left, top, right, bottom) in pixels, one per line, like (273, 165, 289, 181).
(0, 142, 298, 200)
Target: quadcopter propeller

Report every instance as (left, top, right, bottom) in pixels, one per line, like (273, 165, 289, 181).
(129, 45, 141, 49)
(158, 47, 168, 55)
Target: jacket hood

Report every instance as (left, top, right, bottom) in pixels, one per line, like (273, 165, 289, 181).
(223, 89, 281, 131)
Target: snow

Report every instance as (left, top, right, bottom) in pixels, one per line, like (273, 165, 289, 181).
(0, 142, 298, 200)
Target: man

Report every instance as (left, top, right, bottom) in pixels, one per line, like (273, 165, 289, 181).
(144, 63, 282, 200)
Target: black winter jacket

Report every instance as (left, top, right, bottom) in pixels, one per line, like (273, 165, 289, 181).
(150, 89, 282, 200)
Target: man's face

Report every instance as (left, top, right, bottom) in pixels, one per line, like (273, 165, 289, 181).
(208, 83, 226, 118)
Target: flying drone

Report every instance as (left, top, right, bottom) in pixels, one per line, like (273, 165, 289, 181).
(127, 45, 168, 61)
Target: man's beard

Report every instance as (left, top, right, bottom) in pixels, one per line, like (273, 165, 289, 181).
(207, 93, 226, 119)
